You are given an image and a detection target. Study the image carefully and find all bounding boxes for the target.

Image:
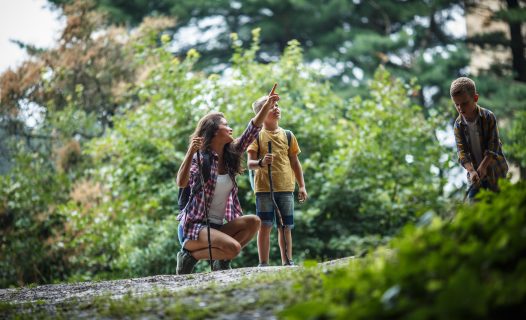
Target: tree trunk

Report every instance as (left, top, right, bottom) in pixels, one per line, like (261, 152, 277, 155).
(506, 0, 526, 82)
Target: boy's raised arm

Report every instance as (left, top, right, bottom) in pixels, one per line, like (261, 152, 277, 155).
(253, 83, 279, 127)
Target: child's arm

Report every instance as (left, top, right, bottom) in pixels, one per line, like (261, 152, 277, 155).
(477, 112, 500, 179)
(252, 84, 279, 127)
(233, 84, 279, 153)
(247, 150, 273, 170)
(289, 154, 307, 202)
(454, 123, 480, 184)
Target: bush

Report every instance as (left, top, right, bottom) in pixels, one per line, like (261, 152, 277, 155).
(282, 181, 526, 319)
(0, 152, 70, 287)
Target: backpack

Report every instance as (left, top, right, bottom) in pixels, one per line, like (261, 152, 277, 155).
(249, 129, 292, 191)
(178, 152, 212, 212)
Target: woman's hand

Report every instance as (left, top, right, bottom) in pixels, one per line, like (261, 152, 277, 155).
(189, 137, 203, 154)
(177, 137, 203, 187)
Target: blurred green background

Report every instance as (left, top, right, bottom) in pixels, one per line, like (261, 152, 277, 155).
(0, 0, 524, 288)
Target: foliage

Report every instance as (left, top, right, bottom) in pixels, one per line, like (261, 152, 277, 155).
(0, 0, 522, 289)
(44, 0, 526, 178)
(0, 9, 453, 284)
(47, 0, 468, 105)
(4, 182, 524, 319)
(0, 151, 70, 287)
(464, 0, 526, 177)
(282, 181, 526, 319)
(72, 27, 449, 277)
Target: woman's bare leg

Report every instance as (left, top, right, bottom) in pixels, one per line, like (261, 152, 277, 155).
(184, 228, 241, 261)
(219, 215, 261, 248)
(184, 215, 260, 261)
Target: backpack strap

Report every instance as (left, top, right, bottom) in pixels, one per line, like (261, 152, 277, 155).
(256, 129, 291, 156)
(256, 133, 260, 159)
(285, 130, 292, 148)
(202, 151, 211, 182)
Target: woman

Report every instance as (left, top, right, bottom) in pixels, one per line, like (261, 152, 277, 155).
(176, 85, 279, 274)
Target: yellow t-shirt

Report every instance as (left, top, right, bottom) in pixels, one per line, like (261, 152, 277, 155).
(247, 128, 300, 193)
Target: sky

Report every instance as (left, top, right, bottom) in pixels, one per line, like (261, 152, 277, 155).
(0, 0, 64, 73)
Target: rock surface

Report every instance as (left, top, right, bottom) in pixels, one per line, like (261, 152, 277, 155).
(0, 257, 354, 319)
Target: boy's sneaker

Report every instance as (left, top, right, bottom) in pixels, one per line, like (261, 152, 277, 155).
(212, 260, 231, 271)
(257, 262, 269, 267)
(176, 249, 197, 275)
(283, 260, 295, 266)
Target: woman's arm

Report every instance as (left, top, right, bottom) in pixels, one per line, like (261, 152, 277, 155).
(176, 137, 202, 187)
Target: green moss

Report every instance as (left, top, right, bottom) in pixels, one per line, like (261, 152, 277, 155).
(0, 301, 14, 312)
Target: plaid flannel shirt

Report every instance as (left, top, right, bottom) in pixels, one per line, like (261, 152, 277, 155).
(453, 105, 508, 190)
(177, 120, 261, 241)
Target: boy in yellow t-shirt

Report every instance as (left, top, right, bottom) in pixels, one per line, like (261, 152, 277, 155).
(247, 95, 308, 266)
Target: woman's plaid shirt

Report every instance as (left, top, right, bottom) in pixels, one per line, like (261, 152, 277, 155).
(177, 120, 261, 241)
(453, 105, 508, 189)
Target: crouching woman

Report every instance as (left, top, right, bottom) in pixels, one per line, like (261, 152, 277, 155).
(176, 87, 280, 274)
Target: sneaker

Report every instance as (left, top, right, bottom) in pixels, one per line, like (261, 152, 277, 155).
(212, 260, 231, 271)
(257, 262, 269, 267)
(283, 260, 295, 266)
(176, 249, 197, 275)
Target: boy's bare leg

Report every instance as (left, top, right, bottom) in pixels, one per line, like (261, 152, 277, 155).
(257, 224, 272, 264)
(277, 227, 292, 265)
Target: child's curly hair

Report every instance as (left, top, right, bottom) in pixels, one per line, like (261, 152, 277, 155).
(450, 77, 477, 97)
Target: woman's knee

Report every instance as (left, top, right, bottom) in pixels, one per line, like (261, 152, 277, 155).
(246, 215, 261, 230)
(215, 236, 241, 258)
(224, 240, 241, 258)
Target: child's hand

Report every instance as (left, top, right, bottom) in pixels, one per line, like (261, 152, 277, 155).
(477, 165, 487, 180)
(263, 83, 280, 109)
(298, 187, 308, 203)
(469, 169, 480, 184)
(261, 153, 273, 166)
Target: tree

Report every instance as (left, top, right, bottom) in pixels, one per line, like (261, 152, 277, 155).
(464, 0, 526, 177)
(0, 1, 175, 287)
(47, 1, 468, 104)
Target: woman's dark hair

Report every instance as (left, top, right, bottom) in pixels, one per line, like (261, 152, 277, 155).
(190, 112, 243, 175)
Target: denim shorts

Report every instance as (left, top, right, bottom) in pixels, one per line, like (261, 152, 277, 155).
(255, 192, 294, 228)
(178, 222, 222, 248)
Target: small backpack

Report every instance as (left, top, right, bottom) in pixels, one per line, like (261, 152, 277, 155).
(249, 129, 292, 191)
(178, 152, 212, 212)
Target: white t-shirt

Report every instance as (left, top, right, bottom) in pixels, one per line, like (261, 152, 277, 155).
(465, 118, 483, 166)
(208, 174, 234, 225)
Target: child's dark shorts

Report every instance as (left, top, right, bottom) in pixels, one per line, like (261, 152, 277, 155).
(255, 192, 294, 228)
